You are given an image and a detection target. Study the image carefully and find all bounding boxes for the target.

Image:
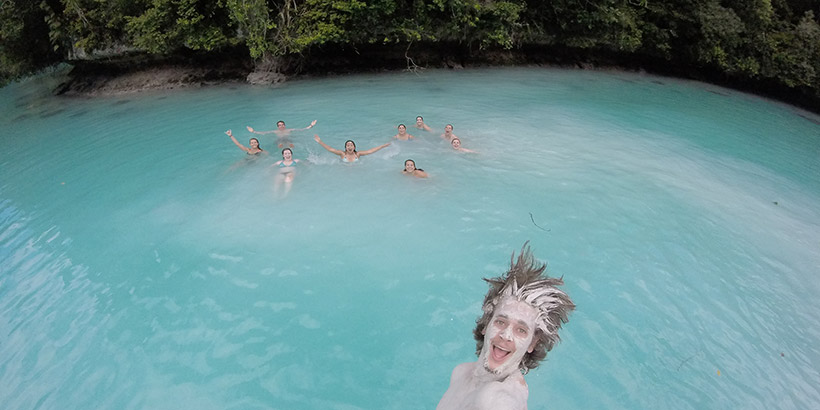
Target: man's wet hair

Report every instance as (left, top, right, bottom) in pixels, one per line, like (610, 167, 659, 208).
(473, 242, 575, 373)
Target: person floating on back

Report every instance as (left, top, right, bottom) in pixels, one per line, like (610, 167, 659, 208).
(437, 243, 575, 410)
(314, 135, 391, 163)
(246, 119, 317, 148)
(226, 130, 264, 155)
(272, 147, 300, 198)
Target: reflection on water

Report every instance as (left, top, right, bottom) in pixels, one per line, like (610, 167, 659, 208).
(1, 68, 819, 410)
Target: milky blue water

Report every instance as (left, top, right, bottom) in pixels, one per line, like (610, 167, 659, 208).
(1, 67, 819, 410)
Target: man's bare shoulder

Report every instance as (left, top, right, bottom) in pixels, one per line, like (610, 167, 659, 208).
(451, 362, 475, 379)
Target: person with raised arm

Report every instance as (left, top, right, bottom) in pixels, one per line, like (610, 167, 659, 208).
(437, 243, 575, 410)
(414, 116, 432, 132)
(226, 129, 264, 155)
(314, 135, 391, 163)
(246, 119, 318, 148)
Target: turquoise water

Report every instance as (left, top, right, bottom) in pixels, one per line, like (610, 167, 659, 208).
(1, 67, 819, 409)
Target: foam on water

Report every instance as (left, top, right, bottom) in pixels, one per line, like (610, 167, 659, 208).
(1, 68, 819, 409)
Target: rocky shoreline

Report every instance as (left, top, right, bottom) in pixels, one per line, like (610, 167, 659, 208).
(51, 44, 820, 115)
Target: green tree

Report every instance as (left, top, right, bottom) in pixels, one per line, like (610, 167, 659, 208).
(0, 0, 60, 83)
(125, 0, 233, 54)
(224, 0, 275, 58)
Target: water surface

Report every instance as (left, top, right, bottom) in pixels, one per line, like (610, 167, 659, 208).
(1, 68, 819, 410)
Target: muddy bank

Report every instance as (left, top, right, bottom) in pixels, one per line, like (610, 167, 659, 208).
(53, 50, 252, 96)
(53, 44, 820, 114)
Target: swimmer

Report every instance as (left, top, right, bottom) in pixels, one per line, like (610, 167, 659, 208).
(450, 138, 477, 153)
(437, 243, 575, 410)
(226, 129, 264, 155)
(402, 159, 428, 178)
(314, 135, 391, 162)
(393, 124, 415, 141)
(272, 147, 300, 198)
(441, 124, 458, 141)
(414, 116, 432, 132)
(246, 119, 318, 148)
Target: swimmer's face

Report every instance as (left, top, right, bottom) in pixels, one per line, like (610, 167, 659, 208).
(250, 138, 259, 148)
(445, 124, 453, 133)
(404, 160, 416, 172)
(282, 149, 292, 160)
(479, 297, 538, 377)
(345, 141, 356, 152)
(277, 121, 286, 130)
(451, 139, 461, 149)
(416, 116, 423, 125)
(398, 124, 406, 133)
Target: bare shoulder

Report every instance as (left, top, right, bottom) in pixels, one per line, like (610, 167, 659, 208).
(451, 362, 474, 380)
(476, 374, 529, 410)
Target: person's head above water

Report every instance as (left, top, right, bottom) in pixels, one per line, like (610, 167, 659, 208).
(344, 140, 357, 153)
(277, 120, 286, 130)
(473, 242, 574, 375)
(281, 147, 293, 160)
(451, 138, 461, 149)
(445, 124, 454, 133)
(402, 159, 427, 178)
(416, 116, 424, 124)
(250, 138, 261, 150)
(397, 124, 407, 133)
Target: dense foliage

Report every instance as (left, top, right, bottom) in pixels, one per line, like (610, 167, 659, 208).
(1, 0, 819, 103)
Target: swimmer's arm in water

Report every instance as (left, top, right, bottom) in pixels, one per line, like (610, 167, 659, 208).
(246, 126, 276, 135)
(460, 147, 478, 153)
(226, 130, 252, 153)
(314, 135, 344, 155)
(420, 123, 432, 132)
(359, 142, 391, 156)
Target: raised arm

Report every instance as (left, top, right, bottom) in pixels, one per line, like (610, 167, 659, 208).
(246, 126, 276, 135)
(296, 120, 318, 131)
(226, 130, 251, 153)
(359, 142, 391, 156)
(314, 135, 344, 155)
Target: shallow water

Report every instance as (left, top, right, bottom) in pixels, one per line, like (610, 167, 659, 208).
(1, 67, 819, 410)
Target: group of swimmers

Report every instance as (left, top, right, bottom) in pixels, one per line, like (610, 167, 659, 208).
(225, 116, 477, 196)
(386, 117, 478, 155)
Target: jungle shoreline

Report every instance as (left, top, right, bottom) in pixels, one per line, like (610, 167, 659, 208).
(51, 43, 820, 116)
